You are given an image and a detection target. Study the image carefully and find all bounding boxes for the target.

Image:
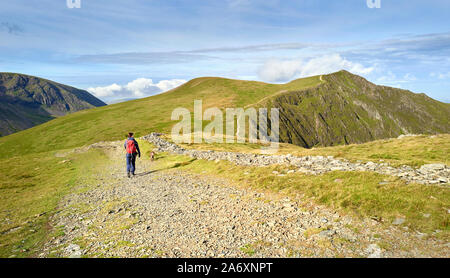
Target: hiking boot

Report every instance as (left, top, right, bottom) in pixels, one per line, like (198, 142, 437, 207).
(132, 172, 135, 176)
(127, 172, 131, 178)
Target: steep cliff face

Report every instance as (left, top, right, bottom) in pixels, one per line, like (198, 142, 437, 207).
(0, 73, 106, 136)
(271, 71, 449, 148)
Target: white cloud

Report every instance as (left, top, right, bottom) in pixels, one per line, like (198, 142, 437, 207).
(430, 72, 450, 79)
(376, 71, 417, 85)
(403, 73, 417, 81)
(258, 60, 302, 83)
(125, 78, 160, 96)
(87, 83, 122, 97)
(376, 71, 396, 83)
(87, 78, 186, 101)
(258, 54, 374, 82)
(154, 79, 187, 92)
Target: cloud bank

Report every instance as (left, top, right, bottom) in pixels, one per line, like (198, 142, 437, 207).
(87, 78, 186, 101)
(74, 43, 329, 65)
(258, 54, 374, 82)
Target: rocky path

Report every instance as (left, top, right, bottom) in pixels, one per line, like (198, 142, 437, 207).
(39, 140, 449, 258)
(244, 89, 288, 109)
(144, 133, 449, 185)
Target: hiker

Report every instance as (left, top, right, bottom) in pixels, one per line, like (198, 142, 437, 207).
(150, 151, 155, 161)
(124, 132, 141, 178)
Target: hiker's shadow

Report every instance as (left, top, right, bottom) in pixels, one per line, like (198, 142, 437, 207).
(135, 170, 158, 177)
(135, 158, 196, 177)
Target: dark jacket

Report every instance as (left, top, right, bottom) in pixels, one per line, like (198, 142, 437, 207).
(124, 137, 141, 156)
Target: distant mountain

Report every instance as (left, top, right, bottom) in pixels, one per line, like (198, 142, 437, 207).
(270, 70, 450, 148)
(106, 98, 138, 104)
(0, 73, 106, 136)
(1, 70, 449, 158)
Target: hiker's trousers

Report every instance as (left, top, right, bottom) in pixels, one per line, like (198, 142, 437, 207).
(126, 153, 137, 174)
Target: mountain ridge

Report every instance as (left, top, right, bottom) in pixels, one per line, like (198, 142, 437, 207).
(268, 70, 450, 148)
(0, 70, 448, 158)
(0, 72, 106, 136)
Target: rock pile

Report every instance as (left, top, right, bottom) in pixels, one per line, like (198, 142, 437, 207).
(143, 133, 449, 185)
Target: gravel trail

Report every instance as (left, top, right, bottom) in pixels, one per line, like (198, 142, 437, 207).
(39, 141, 449, 258)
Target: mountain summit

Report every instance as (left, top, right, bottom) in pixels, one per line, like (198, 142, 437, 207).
(0, 73, 106, 136)
(0, 70, 448, 158)
(271, 70, 449, 148)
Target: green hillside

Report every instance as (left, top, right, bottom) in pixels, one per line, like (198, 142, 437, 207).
(0, 75, 322, 158)
(1, 70, 448, 159)
(270, 71, 450, 148)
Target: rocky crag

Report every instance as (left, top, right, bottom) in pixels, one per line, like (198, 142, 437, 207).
(270, 71, 450, 148)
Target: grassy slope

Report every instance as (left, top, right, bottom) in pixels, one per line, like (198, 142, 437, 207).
(178, 134, 450, 167)
(270, 71, 450, 148)
(0, 147, 112, 257)
(0, 101, 55, 133)
(0, 75, 321, 159)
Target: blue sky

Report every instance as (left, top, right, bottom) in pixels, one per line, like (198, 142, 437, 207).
(1, 0, 449, 103)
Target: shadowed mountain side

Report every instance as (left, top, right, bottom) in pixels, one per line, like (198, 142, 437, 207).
(271, 70, 450, 148)
(0, 72, 106, 136)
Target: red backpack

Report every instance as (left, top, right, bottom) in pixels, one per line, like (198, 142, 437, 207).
(126, 139, 137, 154)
